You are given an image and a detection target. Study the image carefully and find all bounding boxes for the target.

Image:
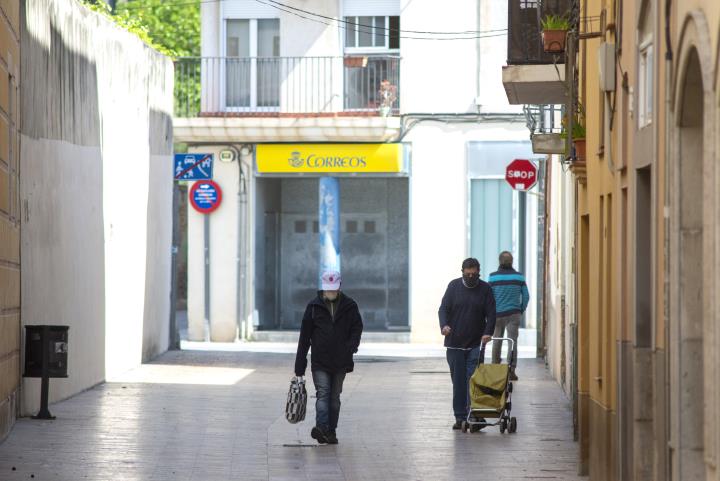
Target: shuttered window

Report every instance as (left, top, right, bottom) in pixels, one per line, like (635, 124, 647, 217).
(345, 16, 400, 50)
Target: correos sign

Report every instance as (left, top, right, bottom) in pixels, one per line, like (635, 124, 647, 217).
(256, 144, 403, 174)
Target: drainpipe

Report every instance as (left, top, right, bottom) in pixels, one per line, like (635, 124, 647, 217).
(229, 145, 247, 340)
(476, 0, 482, 111)
(663, 0, 673, 477)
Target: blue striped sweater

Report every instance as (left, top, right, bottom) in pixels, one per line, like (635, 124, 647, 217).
(488, 268, 530, 317)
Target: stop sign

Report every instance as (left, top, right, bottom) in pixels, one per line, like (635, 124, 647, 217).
(505, 159, 538, 191)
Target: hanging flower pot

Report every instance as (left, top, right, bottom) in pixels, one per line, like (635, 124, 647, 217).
(573, 138, 586, 162)
(541, 14, 571, 53)
(542, 30, 568, 53)
(343, 56, 368, 68)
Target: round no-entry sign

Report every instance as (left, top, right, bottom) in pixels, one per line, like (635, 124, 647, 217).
(505, 159, 538, 191)
(190, 180, 223, 214)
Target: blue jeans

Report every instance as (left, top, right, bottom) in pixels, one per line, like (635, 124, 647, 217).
(446, 346, 481, 420)
(312, 370, 346, 432)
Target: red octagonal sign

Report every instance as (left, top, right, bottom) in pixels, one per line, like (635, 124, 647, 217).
(505, 159, 538, 191)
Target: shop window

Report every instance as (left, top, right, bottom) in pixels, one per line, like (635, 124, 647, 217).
(364, 220, 376, 234)
(346, 220, 358, 233)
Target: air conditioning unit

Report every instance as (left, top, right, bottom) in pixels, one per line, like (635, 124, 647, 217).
(598, 42, 616, 92)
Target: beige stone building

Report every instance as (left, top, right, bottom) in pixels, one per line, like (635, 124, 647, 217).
(506, 0, 720, 478)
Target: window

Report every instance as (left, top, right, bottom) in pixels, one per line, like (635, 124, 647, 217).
(225, 19, 280, 109)
(638, 42, 653, 127)
(345, 16, 400, 50)
(637, 1, 654, 128)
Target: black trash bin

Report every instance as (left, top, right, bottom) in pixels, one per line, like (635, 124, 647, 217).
(24, 325, 69, 419)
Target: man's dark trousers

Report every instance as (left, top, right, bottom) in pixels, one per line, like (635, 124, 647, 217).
(312, 370, 346, 433)
(446, 346, 481, 420)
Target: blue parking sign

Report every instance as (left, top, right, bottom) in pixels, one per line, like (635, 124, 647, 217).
(174, 153, 213, 180)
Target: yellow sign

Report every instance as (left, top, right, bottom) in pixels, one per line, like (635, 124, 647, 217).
(256, 144, 404, 174)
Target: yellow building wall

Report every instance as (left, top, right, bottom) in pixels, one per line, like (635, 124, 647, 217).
(577, 0, 620, 477)
(0, 0, 21, 442)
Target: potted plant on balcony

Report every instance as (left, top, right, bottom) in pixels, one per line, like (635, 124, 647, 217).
(378, 80, 397, 117)
(560, 109, 586, 162)
(570, 121, 586, 161)
(541, 14, 571, 53)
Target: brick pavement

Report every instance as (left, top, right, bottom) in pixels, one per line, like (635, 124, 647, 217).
(0, 351, 583, 481)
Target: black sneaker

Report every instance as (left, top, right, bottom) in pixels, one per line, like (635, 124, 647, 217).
(510, 372, 519, 381)
(327, 431, 339, 445)
(452, 420, 463, 430)
(311, 427, 330, 444)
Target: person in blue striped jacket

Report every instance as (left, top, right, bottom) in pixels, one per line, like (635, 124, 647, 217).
(488, 251, 529, 381)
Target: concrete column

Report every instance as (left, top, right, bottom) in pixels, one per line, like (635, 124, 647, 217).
(209, 155, 240, 342)
(319, 177, 340, 283)
(187, 147, 241, 342)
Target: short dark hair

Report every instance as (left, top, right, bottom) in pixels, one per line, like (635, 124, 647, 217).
(499, 251, 514, 265)
(461, 258, 480, 271)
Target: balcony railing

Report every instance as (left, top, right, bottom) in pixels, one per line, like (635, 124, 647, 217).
(174, 56, 401, 117)
(507, 0, 573, 65)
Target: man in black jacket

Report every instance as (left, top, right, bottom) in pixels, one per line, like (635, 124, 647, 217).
(438, 258, 496, 431)
(295, 271, 363, 445)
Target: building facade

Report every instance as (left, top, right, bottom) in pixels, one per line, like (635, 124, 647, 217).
(177, 0, 546, 344)
(508, 0, 720, 478)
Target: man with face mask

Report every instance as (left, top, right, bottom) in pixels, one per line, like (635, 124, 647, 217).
(489, 251, 529, 381)
(438, 258, 496, 431)
(294, 271, 363, 445)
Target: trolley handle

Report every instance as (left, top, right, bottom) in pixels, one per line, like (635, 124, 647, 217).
(477, 337, 516, 367)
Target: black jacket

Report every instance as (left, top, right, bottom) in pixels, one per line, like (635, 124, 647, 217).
(294, 292, 364, 376)
(438, 278, 496, 349)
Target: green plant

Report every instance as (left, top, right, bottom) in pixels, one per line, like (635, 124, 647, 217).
(560, 106, 586, 140)
(80, 1, 173, 56)
(571, 121, 586, 139)
(541, 14, 571, 31)
(80, 0, 201, 115)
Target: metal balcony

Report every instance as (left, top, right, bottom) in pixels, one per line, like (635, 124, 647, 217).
(174, 56, 400, 117)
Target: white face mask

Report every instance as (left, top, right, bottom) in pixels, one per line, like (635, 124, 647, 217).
(323, 291, 339, 302)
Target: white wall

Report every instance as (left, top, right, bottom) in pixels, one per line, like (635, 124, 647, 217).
(400, 0, 480, 113)
(477, 0, 520, 113)
(20, 0, 173, 413)
(545, 155, 575, 394)
(187, 146, 254, 342)
(399, 0, 520, 114)
(407, 120, 529, 343)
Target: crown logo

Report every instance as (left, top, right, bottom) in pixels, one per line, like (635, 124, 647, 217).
(288, 151, 304, 168)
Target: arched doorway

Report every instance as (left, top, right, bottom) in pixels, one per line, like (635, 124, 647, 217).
(673, 46, 705, 481)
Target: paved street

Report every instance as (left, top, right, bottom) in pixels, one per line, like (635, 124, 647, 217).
(0, 351, 581, 481)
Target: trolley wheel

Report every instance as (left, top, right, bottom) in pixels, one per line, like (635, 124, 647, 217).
(461, 421, 469, 433)
(508, 382, 513, 393)
(509, 417, 518, 434)
(500, 418, 507, 434)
